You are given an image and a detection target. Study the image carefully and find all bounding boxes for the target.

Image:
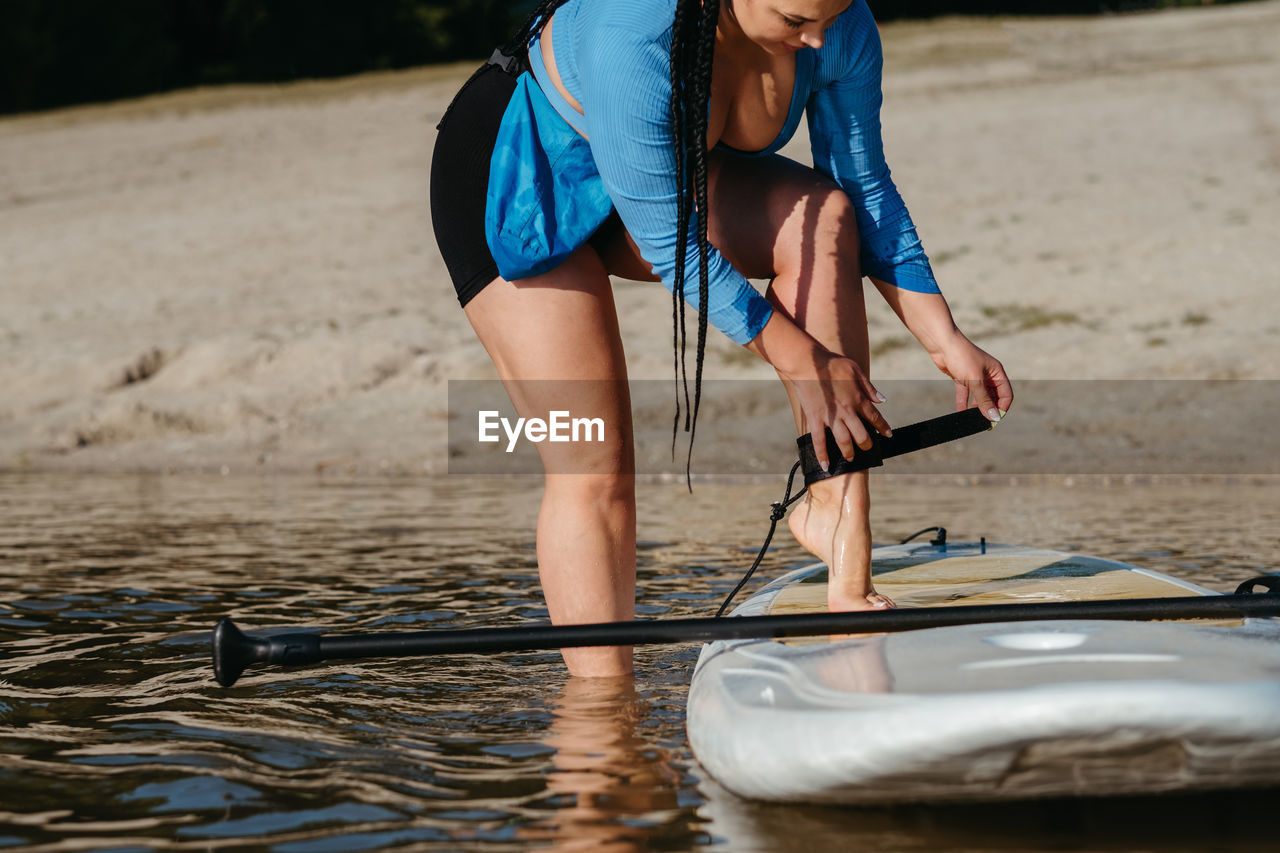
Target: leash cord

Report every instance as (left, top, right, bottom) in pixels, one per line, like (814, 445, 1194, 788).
(715, 460, 807, 617)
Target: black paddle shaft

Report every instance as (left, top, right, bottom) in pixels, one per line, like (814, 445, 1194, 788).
(212, 592, 1280, 687)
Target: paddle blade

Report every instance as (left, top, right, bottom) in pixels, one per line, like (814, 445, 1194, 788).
(213, 618, 260, 687)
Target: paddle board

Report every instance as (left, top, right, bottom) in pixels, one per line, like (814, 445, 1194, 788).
(687, 540, 1280, 803)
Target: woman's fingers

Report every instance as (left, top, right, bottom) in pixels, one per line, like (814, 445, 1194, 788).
(956, 367, 1014, 423)
(830, 419, 861, 460)
(854, 404, 890, 442)
(843, 416, 878, 454)
(831, 359, 887, 446)
(972, 363, 1014, 422)
(799, 354, 893, 469)
(808, 420, 853, 471)
(810, 415, 871, 473)
(807, 410, 878, 471)
(808, 418, 832, 472)
(858, 375, 892, 437)
(935, 338, 1013, 422)
(968, 378, 1001, 422)
(991, 367, 1014, 415)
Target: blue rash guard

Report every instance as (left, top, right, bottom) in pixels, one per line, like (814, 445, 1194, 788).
(484, 0, 939, 345)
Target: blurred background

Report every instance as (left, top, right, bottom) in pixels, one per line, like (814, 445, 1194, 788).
(0, 0, 1262, 116)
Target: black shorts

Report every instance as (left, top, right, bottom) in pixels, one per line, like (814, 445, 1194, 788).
(430, 55, 620, 307)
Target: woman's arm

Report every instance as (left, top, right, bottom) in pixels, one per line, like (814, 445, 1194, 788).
(871, 280, 1013, 419)
(807, 1, 939, 298)
(809, 3, 1012, 420)
(742, 309, 892, 471)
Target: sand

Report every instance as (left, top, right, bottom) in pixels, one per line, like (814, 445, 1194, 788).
(1, 2, 1278, 477)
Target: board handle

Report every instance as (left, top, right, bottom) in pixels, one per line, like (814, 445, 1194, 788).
(1234, 575, 1280, 595)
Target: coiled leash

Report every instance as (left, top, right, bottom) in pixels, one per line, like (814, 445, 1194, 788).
(716, 407, 995, 617)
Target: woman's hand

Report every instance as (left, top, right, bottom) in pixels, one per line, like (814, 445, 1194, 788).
(783, 346, 892, 472)
(744, 310, 891, 471)
(929, 331, 1014, 422)
(868, 284, 1014, 423)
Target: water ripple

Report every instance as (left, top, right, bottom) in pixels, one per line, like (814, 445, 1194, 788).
(1, 473, 1277, 850)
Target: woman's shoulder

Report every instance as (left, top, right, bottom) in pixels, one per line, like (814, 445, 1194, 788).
(813, 0, 882, 82)
(570, 0, 677, 43)
(556, 0, 677, 110)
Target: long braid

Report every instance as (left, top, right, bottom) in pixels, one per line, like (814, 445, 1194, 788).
(668, 0, 696, 456)
(502, 0, 572, 57)
(668, 0, 720, 487)
(687, 0, 719, 484)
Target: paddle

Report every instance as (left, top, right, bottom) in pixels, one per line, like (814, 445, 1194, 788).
(212, 585, 1280, 687)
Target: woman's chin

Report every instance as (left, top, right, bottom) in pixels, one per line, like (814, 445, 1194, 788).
(758, 42, 802, 55)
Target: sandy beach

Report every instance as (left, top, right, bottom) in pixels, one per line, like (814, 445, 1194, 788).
(2, 1, 1278, 477)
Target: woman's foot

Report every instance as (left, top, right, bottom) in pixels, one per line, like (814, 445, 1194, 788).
(787, 475, 896, 612)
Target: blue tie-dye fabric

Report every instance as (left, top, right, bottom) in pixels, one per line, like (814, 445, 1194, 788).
(484, 73, 613, 282)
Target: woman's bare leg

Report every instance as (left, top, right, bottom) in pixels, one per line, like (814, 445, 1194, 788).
(706, 153, 891, 611)
(464, 245, 636, 676)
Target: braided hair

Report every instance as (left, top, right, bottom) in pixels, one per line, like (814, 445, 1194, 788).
(667, 0, 719, 485)
(507, 0, 721, 486)
(501, 0, 572, 57)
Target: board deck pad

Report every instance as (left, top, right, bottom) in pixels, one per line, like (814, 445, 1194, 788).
(767, 549, 1235, 630)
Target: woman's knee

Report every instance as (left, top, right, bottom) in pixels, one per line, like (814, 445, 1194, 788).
(708, 154, 864, 282)
(777, 185, 862, 282)
(535, 422, 634, 479)
(544, 471, 636, 513)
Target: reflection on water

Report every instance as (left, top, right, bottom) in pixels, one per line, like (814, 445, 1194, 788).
(523, 678, 685, 851)
(0, 472, 1277, 850)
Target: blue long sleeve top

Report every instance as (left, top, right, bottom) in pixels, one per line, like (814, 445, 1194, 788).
(484, 0, 938, 345)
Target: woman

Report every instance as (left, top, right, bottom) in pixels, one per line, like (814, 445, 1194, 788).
(431, 0, 1012, 677)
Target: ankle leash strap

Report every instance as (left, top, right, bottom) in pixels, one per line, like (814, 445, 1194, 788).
(796, 407, 994, 486)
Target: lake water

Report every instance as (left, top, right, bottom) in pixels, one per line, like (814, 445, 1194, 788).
(2, 472, 1278, 851)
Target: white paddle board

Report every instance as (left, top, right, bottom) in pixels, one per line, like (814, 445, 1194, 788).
(687, 541, 1280, 803)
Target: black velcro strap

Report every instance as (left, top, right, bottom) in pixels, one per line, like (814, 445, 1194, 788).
(796, 407, 993, 486)
(797, 427, 883, 485)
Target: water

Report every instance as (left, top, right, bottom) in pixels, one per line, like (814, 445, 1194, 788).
(1, 472, 1278, 851)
